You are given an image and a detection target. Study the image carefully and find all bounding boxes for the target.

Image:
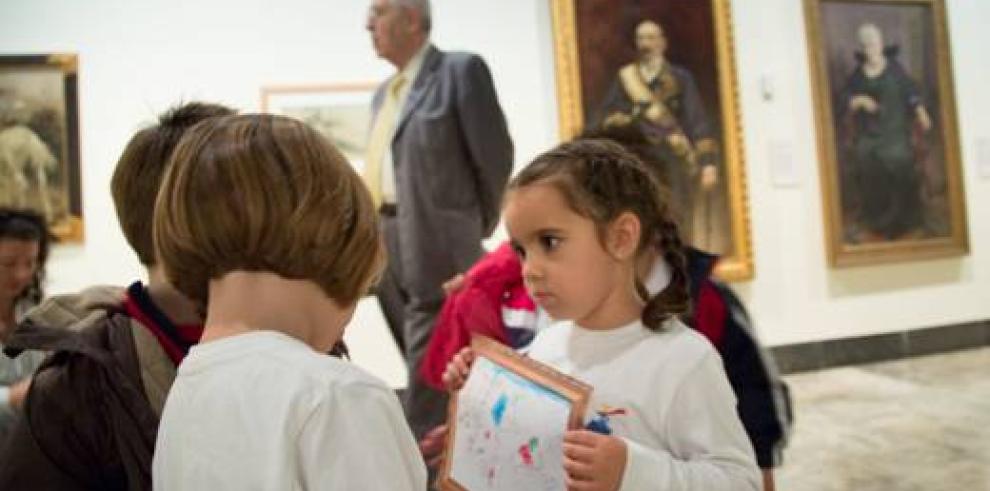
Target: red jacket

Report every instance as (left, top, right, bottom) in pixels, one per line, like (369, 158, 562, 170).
(419, 243, 535, 389)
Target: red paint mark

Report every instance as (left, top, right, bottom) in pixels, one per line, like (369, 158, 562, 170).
(484, 430, 491, 440)
(487, 467, 495, 484)
(518, 442, 533, 466)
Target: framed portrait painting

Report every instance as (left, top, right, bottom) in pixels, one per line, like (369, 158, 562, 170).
(551, 0, 753, 281)
(805, 0, 968, 267)
(260, 83, 376, 172)
(0, 54, 83, 242)
(439, 335, 591, 491)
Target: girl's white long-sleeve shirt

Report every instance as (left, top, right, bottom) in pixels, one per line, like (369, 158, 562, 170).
(526, 318, 760, 491)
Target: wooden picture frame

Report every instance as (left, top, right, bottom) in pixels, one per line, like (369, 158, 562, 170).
(805, 0, 968, 267)
(550, 0, 753, 281)
(0, 54, 83, 242)
(438, 335, 591, 491)
(260, 82, 377, 172)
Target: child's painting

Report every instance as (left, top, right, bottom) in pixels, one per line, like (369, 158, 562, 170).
(439, 336, 590, 491)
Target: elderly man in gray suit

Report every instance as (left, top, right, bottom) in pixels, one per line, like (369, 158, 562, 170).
(365, 0, 513, 438)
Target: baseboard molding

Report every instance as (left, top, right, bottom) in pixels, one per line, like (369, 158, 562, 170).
(770, 320, 990, 374)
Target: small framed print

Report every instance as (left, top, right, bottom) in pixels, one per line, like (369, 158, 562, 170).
(260, 82, 376, 172)
(439, 335, 591, 491)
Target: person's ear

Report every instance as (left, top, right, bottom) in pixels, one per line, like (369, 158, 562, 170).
(401, 6, 420, 34)
(606, 211, 641, 261)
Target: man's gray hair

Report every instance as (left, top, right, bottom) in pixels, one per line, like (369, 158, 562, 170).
(392, 0, 431, 32)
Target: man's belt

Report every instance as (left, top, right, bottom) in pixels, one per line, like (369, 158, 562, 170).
(379, 202, 398, 216)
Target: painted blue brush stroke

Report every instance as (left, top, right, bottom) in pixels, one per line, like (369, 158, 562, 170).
(491, 394, 509, 426)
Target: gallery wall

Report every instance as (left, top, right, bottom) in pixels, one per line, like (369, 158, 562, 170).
(2, 0, 987, 383)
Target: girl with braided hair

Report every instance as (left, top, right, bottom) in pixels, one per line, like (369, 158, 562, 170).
(442, 139, 759, 490)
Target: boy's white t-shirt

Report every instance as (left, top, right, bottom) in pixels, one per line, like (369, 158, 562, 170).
(526, 318, 760, 491)
(152, 330, 427, 491)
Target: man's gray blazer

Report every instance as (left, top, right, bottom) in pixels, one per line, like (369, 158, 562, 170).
(372, 45, 514, 297)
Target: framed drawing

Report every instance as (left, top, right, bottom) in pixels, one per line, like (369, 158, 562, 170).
(439, 335, 591, 491)
(551, 0, 753, 281)
(260, 83, 376, 172)
(805, 0, 968, 267)
(0, 54, 83, 242)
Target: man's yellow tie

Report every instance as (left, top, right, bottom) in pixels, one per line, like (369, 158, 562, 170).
(364, 74, 407, 208)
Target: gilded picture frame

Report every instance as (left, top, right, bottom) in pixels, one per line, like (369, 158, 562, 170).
(805, 0, 968, 267)
(550, 0, 753, 281)
(0, 54, 83, 242)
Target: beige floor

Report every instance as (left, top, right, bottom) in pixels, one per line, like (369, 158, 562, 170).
(775, 346, 990, 491)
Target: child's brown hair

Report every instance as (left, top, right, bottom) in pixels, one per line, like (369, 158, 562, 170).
(153, 114, 384, 307)
(111, 102, 235, 266)
(507, 138, 690, 330)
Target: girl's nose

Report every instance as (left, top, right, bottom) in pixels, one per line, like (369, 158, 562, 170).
(521, 257, 542, 283)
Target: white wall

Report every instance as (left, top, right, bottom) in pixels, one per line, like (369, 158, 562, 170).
(730, 0, 990, 345)
(2, 0, 988, 382)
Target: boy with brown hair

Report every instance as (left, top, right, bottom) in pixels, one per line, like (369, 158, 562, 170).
(151, 114, 426, 490)
(0, 102, 233, 489)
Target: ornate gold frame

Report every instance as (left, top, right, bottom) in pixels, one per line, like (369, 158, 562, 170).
(550, 0, 753, 281)
(804, 0, 968, 267)
(0, 53, 83, 242)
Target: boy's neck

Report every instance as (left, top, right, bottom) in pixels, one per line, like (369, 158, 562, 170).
(146, 265, 202, 326)
(199, 271, 351, 353)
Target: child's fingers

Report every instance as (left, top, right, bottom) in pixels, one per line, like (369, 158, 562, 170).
(563, 429, 601, 447)
(562, 454, 594, 478)
(426, 424, 448, 440)
(563, 471, 596, 491)
(452, 348, 474, 376)
(562, 441, 596, 464)
(418, 424, 447, 455)
(441, 273, 466, 295)
(451, 357, 469, 377)
(447, 363, 467, 386)
(442, 348, 476, 390)
(441, 368, 465, 390)
(441, 365, 458, 388)
(426, 453, 444, 469)
(455, 347, 474, 366)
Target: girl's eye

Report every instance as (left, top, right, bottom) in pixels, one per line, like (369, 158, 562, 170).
(539, 235, 561, 251)
(510, 242, 526, 260)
